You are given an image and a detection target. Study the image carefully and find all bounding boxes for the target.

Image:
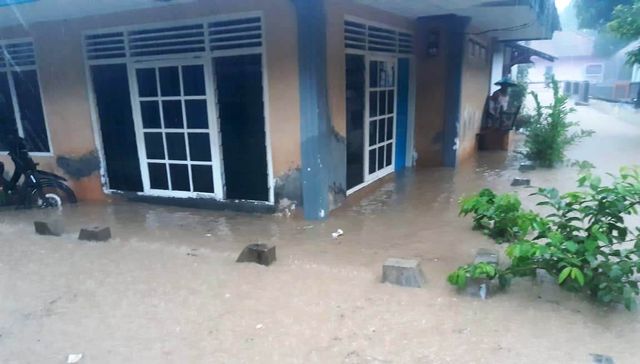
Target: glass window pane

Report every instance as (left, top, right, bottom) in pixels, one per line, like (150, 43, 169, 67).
(387, 90, 394, 114)
(385, 143, 393, 167)
(368, 149, 376, 174)
(165, 132, 187, 161)
(369, 61, 379, 88)
(169, 164, 190, 191)
(386, 117, 394, 141)
(140, 101, 160, 129)
(0, 72, 18, 151)
(188, 133, 212, 162)
(12, 70, 49, 152)
(378, 118, 385, 144)
(136, 68, 157, 97)
(191, 164, 214, 193)
(159, 66, 181, 97)
(377, 147, 385, 171)
(185, 99, 208, 129)
(148, 162, 168, 190)
(369, 91, 378, 118)
(162, 100, 184, 128)
(182, 65, 205, 96)
(378, 91, 386, 116)
(368, 119, 377, 146)
(144, 132, 165, 160)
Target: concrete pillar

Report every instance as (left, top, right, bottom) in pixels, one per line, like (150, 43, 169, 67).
(292, 0, 332, 220)
(441, 15, 471, 167)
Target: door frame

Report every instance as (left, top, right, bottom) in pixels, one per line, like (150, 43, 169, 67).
(82, 13, 275, 205)
(364, 55, 397, 182)
(128, 58, 225, 199)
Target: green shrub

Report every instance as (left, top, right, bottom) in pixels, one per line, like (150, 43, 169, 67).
(459, 189, 540, 244)
(449, 167, 640, 310)
(524, 78, 593, 167)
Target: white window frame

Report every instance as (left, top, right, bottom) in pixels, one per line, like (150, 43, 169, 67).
(0, 38, 53, 156)
(344, 16, 415, 196)
(83, 12, 275, 205)
(129, 59, 224, 199)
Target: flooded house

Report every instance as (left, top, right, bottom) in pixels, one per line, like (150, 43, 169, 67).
(0, 0, 560, 219)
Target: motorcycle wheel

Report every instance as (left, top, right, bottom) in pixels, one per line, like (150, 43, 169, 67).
(30, 183, 77, 209)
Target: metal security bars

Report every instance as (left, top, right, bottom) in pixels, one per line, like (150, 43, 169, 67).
(0, 40, 36, 70)
(84, 14, 263, 63)
(344, 19, 413, 55)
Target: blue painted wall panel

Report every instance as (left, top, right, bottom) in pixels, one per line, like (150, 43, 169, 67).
(395, 58, 409, 171)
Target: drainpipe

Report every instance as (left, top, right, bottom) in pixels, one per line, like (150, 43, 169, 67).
(291, 0, 332, 220)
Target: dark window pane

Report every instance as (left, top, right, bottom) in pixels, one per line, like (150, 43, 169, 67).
(0, 72, 17, 151)
(191, 164, 214, 193)
(165, 132, 187, 161)
(12, 70, 49, 152)
(148, 162, 168, 190)
(162, 100, 183, 128)
(369, 61, 379, 88)
(369, 91, 378, 117)
(387, 90, 395, 114)
(368, 119, 377, 146)
(385, 143, 393, 167)
(169, 164, 190, 191)
(378, 118, 385, 144)
(182, 65, 205, 96)
(140, 100, 160, 128)
(159, 66, 180, 96)
(377, 147, 384, 171)
(378, 90, 386, 116)
(144, 132, 165, 159)
(188, 133, 212, 161)
(136, 68, 157, 97)
(386, 117, 394, 141)
(185, 99, 208, 129)
(368, 149, 376, 174)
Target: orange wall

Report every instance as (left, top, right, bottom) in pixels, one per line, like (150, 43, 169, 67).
(0, 0, 300, 201)
(458, 33, 492, 162)
(413, 18, 450, 167)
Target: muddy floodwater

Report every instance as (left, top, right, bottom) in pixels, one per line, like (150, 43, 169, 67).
(1, 92, 640, 363)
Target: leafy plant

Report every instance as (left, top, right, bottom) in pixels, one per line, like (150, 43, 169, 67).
(459, 189, 540, 243)
(450, 167, 640, 310)
(523, 78, 594, 167)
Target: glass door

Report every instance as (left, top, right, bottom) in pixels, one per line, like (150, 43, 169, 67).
(131, 61, 223, 199)
(365, 57, 396, 180)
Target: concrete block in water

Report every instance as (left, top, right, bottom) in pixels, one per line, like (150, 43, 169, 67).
(519, 162, 536, 172)
(382, 258, 425, 288)
(474, 248, 499, 265)
(511, 178, 531, 187)
(468, 248, 499, 299)
(236, 243, 276, 266)
(34, 220, 64, 237)
(78, 226, 111, 242)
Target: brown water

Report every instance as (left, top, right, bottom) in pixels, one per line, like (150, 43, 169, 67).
(1, 93, 639, 363)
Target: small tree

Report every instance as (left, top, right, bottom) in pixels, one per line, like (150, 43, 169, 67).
(523, 78, 593, 167)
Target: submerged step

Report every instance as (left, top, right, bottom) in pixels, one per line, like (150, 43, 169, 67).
(236, 243, 276, 266)
(468, 248, 499, 300)
(382, 258, 425, 288)
(519, 162, 536, 172)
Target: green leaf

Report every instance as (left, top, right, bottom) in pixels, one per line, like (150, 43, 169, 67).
(558, 267, 572, 284)
(572, 268, 585, 286)
(590, 176, 601, 190)
(565, 241, 578, 253)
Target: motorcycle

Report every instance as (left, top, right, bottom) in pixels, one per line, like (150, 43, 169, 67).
(0, 135, 77, 209)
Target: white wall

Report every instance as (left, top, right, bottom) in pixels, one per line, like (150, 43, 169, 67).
(529, 56, 606, 83)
